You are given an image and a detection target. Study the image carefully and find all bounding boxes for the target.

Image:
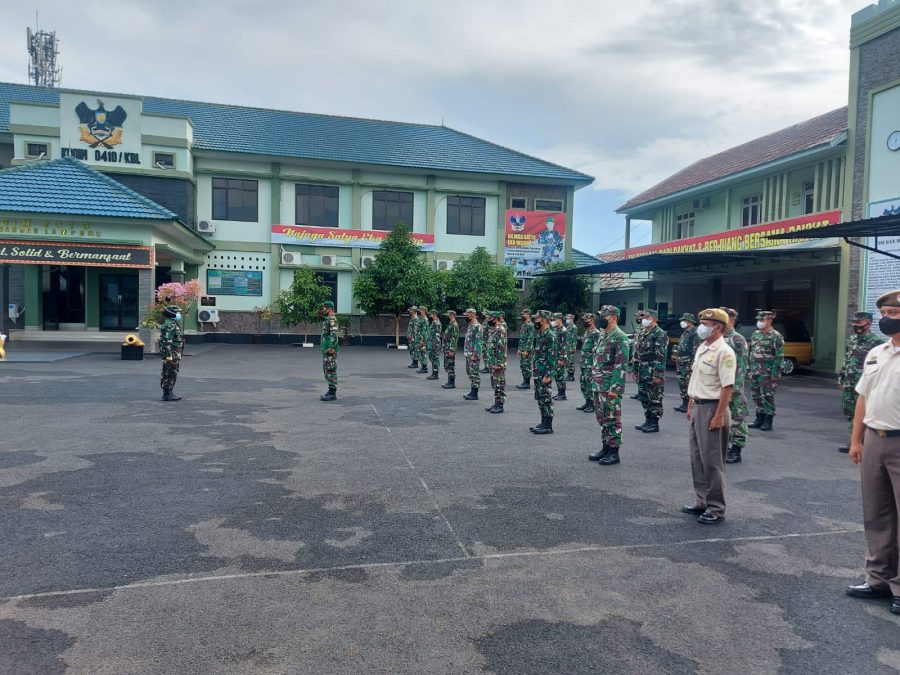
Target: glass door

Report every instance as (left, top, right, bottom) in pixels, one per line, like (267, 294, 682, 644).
(100, 273, 139, 330)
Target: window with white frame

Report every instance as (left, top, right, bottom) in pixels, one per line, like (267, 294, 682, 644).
(802, 180, 815, 215)
(675, 211, 695, 239)
(509, 197, 527, 209)
(741, 194, 762, 227)
(534, 198, 564, 211)
(26, 142, 48, 158)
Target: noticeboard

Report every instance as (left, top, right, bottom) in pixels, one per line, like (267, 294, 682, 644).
(206, 269, 263, 297)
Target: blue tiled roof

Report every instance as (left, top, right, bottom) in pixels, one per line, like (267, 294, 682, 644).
(571, 248, 601, 269)
(0, 82, 593, 183)
(0, 156, 178, 219)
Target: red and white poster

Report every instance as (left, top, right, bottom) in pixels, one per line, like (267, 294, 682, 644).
(504, 210, 567, 278)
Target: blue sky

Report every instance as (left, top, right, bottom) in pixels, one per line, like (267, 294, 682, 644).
(0, 0, 865, 255)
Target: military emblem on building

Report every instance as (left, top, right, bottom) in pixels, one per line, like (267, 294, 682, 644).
(76, 99, 127, 148)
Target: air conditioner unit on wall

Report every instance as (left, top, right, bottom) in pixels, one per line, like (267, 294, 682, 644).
(198, 308, 220, 323)
(691, 197, 710, 211)
(320, 255, 337, 267)
(436, 259, 454, 271)
(197, 220, 217, 234)
(361, 256, 375, 269)
(282, 251, 301, 265)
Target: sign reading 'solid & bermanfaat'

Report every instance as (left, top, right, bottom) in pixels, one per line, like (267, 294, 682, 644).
(0, 240, 153, 268)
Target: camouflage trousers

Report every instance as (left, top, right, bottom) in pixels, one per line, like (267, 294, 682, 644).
(841, 386, 858, 430)
(407, 337, 418, 362)
(567, 360, 576, 379)
(554, 363, 567, 388)
(676, 365, 692, 401)
(579, 366, 593, 401)
(534, 379, 553, 417)
(466, 358, 481, 388)
(519, 352, 532, 382)
(444, 350, 456, 378)
(160, 353, 181, 390)
(637, 377, 664, 418)
(323, 353, 337, 388)
(750, 370, 776, 415)
(428, 346, 440, 372)
(729, 388, 749, 449)
(490, 367, 507, 404)
(593, 391, 623, 448)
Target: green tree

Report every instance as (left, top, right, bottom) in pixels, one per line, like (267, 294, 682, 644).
(445, 247, 519, 320)
(275, 266, 333, 343)
(528, 261, 591, 315)
(352, 223, 436, 345)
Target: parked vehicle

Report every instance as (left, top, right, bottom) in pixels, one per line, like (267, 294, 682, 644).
(737, 319, 813, 375)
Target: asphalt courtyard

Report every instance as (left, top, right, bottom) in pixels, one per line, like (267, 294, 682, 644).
(1, 343, 898, 674)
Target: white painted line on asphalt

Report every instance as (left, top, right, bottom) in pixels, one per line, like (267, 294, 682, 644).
(1, 528, 863, 604)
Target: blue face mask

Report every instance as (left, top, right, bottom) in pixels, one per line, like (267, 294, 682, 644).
(174, 313, 182, 322)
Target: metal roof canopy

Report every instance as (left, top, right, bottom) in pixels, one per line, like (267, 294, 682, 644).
(540, 248, 840, 276)
(767, 213, 900, 261)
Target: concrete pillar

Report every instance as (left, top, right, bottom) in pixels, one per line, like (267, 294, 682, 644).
(138, 267, 155, 325)
(624, 216, 631, 249)
(0, 264, 8, 334)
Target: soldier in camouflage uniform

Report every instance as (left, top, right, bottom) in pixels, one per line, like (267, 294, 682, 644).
(629, 310, 646, 399)
(484, 311, 507, 413)
(159, 305, 184, 401)
(633, 309, 668, 432)
(406, 306, 420, 368)
(589, 305, 631, 465)
(441, 310, 460, 389)
(516, 309, 535, 390)
(462, 308, 483, 401)
(837, 311, 883, 452)
(577, 313, 602, 413)
(320, 300, 339, 401)
(416, 307, 430, 373)
(673, 312, 702, 412)
(748, 310, 784, 431)
(426, 309, 442, 380)
(551, 313, 568, 401)
(721, 307, 749, 464)
(480, 310, 492, 374)
(564, 314, 578, 381)
(530, 310, 557, 434)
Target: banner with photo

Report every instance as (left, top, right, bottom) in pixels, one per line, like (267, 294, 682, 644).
(864, 197, 900, 337)
(504, 210, 566, 278)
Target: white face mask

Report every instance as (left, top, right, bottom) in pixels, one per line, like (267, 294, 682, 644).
(680, 321, 688, 329)
(756, 321, 766, 330)
(641, 318, 652, 328)
(697, 324, 713, 340)
(174, 313, 182, 322)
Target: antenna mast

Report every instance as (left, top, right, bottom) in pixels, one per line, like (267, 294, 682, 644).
(26, 16, 62, 88)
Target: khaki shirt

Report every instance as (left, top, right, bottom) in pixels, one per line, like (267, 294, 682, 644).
(687, 336, 736, 400)
(855, 341, 900, 430)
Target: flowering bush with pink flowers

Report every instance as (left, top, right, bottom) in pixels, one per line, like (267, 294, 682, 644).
(138, 279, 205, 328)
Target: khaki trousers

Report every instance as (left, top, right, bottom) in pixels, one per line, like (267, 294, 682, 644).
(861, 428, 900, 595)
(689, 402, 731, 517)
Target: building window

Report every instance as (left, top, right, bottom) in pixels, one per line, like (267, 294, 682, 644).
(741, 194, 762, 227)
(675, 211, 695, 239)
(510, 197, 527, 209)
(212, 178, 258, 222)
(446, 196, 486, 236)
(372, 190, 413, 231)
(26, 142, 48, 158)
(802, 180, 815, 215)
(318, 271, 338, 306)
(296, 184, 339, 227)
(534, 198, 564, 211)
(154, 152, 175, 169)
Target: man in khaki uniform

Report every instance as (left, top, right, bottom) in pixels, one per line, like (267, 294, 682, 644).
(846, 289, 900, 616)
(680, 308, 736, 525)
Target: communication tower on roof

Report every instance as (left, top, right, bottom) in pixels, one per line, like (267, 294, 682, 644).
(26, 17, 62, 88)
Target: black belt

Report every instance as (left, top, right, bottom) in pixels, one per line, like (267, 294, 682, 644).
(692, 398, 719, 405)
(869, 428, 900, 438)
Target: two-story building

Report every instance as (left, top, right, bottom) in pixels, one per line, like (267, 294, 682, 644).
(0, 82, 592, 337)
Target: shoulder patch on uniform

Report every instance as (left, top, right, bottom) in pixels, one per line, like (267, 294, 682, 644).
(724, 357, 734, 369)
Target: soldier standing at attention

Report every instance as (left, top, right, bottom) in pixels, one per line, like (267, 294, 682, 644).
(480, 309, 492, 374)
(838, 312, 884, 453)
(845, 290, 900, 616)
(634, 309, 668, 433)
(320, 300, 339, 401)
(577, 313, 602, 413)
(673, 312, 701, 413)
(426, 309, 442, 380)
(681, 308, 735, 525)
(530, 310, 556, 434)
(406, 306, 419, 369)
(159, 305, 184, 401)
(721, 307, 750, 464)
(484, 311, 508, 414)
(516, 309, 535, 390)
(416, 307, 429, 374)
(441, 310, 460, 389)
(565, 313, 578, 382)
(588, 306, 630, 466)
(630, 310, 646, 399)
(462, 308, 483, 401)
(748, 310, 784, 432)
(551, 313, 568, 401)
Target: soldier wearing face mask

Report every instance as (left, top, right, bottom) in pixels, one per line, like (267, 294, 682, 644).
(159, 305, 184, 402)
(633, 309, 668, 433)
(838, 312, 884, 452)
(673, 313, 701, 413)
(749, 310, 784, 431)
(577, 313, 602, 413)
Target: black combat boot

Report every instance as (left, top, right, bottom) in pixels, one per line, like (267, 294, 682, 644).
(162, 389, 182, 402)
(463, 386, 479, 401)
(417, 364, 429, 373)
(533, 416, 553, 434)
(481, 365, 490, 374)
(748, 412, 765, 428)
(759, 414, 773, 431)
(427, 368, 439, 380)
(598, 447, 620, 465)
(320, 387, 337, 401)
(640, 416, 660, 433)
(635, 413, 650, 430)
(442, 376, 456, 389)
(408, 359, 419, 368)
(673, 398, 689, 413)
(567, 371, 575, 382)
(588, 444, 609, 461)
(516, 378, 531, 390)
(552, 385, 567, 401)
(489, 401, 504, 414)
(725, 445, 742, 463)
(576, 400, 590, 411)
(583, 400, 595, 413)
(838, 445, 850, 453)
(630, 393, 640, 400)
(485, 402, 499, 413)
(530, 416, 547, 432)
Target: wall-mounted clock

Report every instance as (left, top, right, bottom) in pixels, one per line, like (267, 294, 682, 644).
(888, 130, 900, 151)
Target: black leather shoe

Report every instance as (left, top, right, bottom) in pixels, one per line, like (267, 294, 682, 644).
(838, 445, 850, 453)
(417, 366, 429, 374)
(635, 419, 649, 430)
(441, 380, 456, 389)
(566, 374, 575, 382)
(748, 413, 764, 429)
(552, 391, 567, 401)
(725, 446, 742, 464)
(576, 401, 589, 411)
(489, 403, 504, 414)
(516, 381, 531, 390)
(408, 361, 419, 368)
(680, 504, 705, 515)
(529, 416, 547, 432)
(582, 403, 595, 413)
(759, 414, 773, 431)
(533, 418, 553, 434)
(597, 450, 619, 465)
(891, 597, 900, 615)
(588, 446, 608, 461)
(697, 511, 723, 524)
(320, 389, 337, 401)
(846, 582, 892, 599)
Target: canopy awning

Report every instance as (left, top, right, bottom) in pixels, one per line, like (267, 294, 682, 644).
(767, 213, 900, 260)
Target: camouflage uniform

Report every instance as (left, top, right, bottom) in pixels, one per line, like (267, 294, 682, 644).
(635, 313, 668, 426)
(320, 308, 339, 394)
(564, 315, 578, 381)
(427, 313, 442, 376)
(517, 312, 535, 388)
(592, 312, 630, 453)
(484, 312, 508, 409)
(838, 314, 883, 432)
(463, 310, 483, 398)
(406, 307, 419, 367)
(749, 311, 784, 422)
(159, 312, 184, 399)
(722, 322, 749, 461)
(480, 312, 492, 374)
(416, 311, 430, 373)
(531, 310, 557, 430)
(629, 312, 646, 399)
(551, 314, 568, 400)
(673, 313, 701, 410)
(442, 312, 460, 383)
(579, 319, 602, 406)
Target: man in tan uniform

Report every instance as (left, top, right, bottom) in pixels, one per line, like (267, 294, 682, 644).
(846, 289, 900, 616)
(680, 308, 736, 525)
